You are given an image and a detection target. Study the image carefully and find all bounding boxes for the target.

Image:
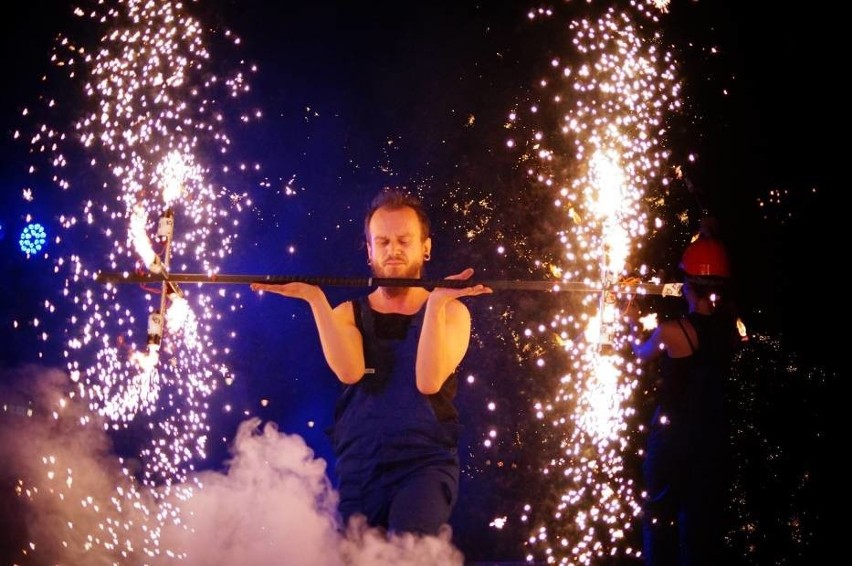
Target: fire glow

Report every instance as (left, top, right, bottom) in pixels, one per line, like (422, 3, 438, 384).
(511, 2, 678, 563)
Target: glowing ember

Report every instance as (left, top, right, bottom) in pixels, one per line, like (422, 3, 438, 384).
(509, 2, 678, 562)
(16, 0, 257, 559)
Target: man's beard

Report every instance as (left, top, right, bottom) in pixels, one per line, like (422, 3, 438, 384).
(372, 259, 423, 297)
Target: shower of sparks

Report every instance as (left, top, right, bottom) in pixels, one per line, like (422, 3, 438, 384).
(507, 2, 679, 563)
(16, 0, 258, 560)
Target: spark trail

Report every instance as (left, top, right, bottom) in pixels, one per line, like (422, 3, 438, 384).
(14, 0, 258, 560)
(505, 2, 678, 563)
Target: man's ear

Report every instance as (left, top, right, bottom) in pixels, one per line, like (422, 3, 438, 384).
(366, 242, 373, 263)
(423, 237, 432, 259)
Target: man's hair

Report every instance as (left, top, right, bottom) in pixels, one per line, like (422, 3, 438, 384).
(363, 188, 431, 241)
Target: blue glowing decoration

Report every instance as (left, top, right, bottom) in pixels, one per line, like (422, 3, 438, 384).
(19, 222, 47, 256)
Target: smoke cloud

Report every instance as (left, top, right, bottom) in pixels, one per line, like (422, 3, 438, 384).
(0, 364, 464, 565)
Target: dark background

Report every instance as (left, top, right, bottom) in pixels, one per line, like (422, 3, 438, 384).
(1, 1, 840, 564)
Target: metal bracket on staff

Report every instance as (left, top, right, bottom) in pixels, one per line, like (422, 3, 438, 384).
(94, 271, 683, 297)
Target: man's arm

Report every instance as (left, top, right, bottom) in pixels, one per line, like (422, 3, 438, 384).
(415, 268, 492, 395)
(250, 282, 365, 384)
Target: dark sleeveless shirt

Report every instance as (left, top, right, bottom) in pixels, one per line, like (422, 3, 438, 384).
(654, 311, 733, 453)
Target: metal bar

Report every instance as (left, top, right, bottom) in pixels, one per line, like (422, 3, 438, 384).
(94, 271, 682, 296)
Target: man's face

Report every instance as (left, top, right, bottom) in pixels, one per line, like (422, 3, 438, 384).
(367, 206, 431, 279)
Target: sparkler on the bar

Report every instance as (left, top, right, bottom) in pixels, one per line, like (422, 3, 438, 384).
(14, 0, 258, 559)
(506, 2, 679, 563)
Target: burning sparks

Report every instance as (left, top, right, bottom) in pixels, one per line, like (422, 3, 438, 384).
(511, 2, 679, 563)
(16, 0, 258, 559)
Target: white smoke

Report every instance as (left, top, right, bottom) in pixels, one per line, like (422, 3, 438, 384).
(0, 364, 464, 565)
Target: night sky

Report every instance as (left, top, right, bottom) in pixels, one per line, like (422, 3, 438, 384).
(0, 1, 840, 564)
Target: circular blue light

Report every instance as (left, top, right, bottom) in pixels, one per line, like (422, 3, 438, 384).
(19, 222, 48, 256)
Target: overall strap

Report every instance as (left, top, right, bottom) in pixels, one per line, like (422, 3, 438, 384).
(676, 318, 696, 355)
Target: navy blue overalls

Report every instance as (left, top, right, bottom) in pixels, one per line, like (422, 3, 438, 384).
(329, 296, 461, 535)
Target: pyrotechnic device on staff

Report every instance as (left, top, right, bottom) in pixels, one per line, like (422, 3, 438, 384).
(147, 311, 164, 347)
(94, 271, 684, 297)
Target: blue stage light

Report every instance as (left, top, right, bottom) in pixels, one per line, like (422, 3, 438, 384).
(19, 222, 47, 256)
